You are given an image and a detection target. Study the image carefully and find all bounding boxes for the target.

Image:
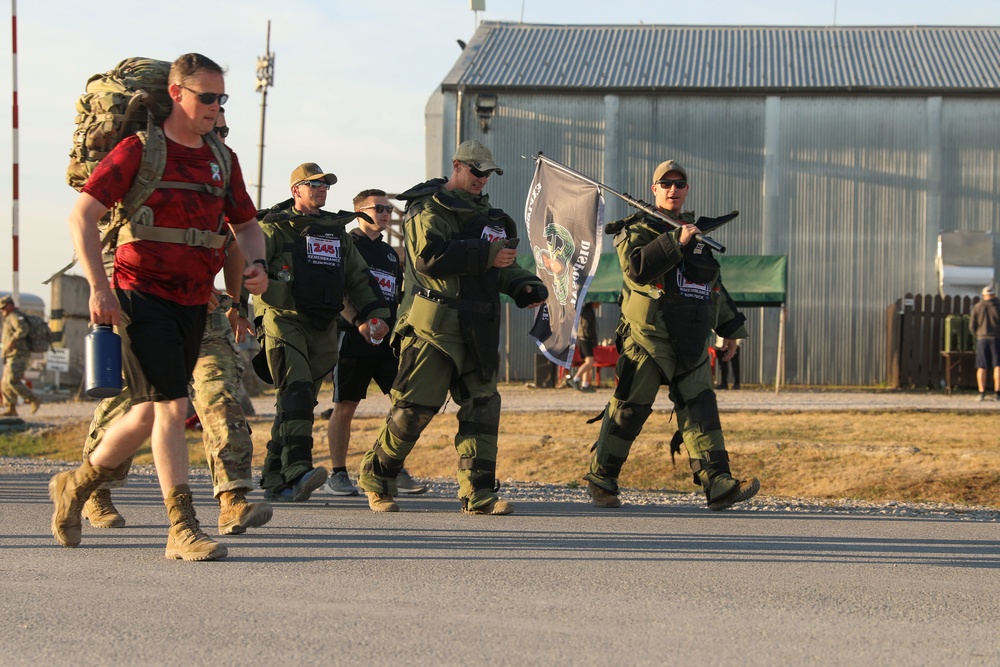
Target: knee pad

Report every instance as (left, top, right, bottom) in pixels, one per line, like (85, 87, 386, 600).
(458, 393, 501, 437)
(387, 400, 439, 442)
(278, 381, 316, 424)
(608, 402, 653, 441)
(283, 434, 313, 463)
(685, 389, 722, 433)
(371, 443, 406, 478)
(459, 457, 498, 492)
(689, 450, 731, 486)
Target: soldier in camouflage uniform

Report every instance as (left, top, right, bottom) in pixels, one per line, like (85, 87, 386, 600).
(80, 111, 272, 536)
(583, 159, 760, 511)
(2, 295, 41, 416)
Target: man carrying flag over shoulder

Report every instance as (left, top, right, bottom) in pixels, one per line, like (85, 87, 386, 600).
(583, 159, 759, 511)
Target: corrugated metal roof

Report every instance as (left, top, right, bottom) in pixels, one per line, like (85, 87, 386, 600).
(443, 23, 1000, 93)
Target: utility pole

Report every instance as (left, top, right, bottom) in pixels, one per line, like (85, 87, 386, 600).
(254, 20, 275, 209)
(10, 0, 20, 303)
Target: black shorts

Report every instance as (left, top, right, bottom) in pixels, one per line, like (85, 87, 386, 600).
(117, 289, 205, 404)
(976, 337, 1000, 369)
(332, 349, 398, 403)
(577, 338, 596, 359)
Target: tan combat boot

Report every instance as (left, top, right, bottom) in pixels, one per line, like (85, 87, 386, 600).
(164, 484, 228, 561)
(83, 488, 126, 528)
(2, 403, 16, 417)
(366, 491, 399, 512)
(586, 481, 621, 509)
(29, 397, 41, 414)
(217, 489, 273, 535)
(49, 459, 116, 547)
(462, 497, 515, 515)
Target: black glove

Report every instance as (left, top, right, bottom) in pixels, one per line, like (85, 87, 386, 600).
(695, 210, 739, 234)
(515, 284, 548, 307)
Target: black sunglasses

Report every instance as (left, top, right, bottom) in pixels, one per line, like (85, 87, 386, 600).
(464, 162, 492, 179)
(656, 178, 688, 189)
(361, 204, 394, 214)
(214, 126, 230, 139)
(180, 85, 229, 106)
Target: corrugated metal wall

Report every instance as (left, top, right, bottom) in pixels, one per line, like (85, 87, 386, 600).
(442, 91, 1000, 386)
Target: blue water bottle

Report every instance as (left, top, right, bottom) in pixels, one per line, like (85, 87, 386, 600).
(85, 324, 122, 398)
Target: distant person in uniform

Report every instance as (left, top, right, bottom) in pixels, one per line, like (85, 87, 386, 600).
(714, 334, 741, 390)
(970, 284, 1000, 401)
(1, 295, 41, 416)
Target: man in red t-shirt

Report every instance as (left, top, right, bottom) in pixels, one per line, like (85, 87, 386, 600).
(51, 53, 268, 562)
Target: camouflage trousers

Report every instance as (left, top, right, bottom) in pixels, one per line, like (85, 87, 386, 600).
(2, 353, 37, 405)
(82, 309, 254, 497)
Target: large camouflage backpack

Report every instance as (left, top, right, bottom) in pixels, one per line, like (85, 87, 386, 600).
(49, 58, 232, 282)
(66, 57, 173, 191)
(23, 313, 55, 353)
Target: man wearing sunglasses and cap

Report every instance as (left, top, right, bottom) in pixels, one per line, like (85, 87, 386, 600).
(53, 53, 268, 561)
(357, 140, 547, 515)
(323, 189, 426, 497)
(253, 164, 390, 502)
(583, 159, 759, 511)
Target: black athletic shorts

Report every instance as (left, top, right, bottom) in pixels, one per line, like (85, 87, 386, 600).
(976, 337, 1000, 369)
(577, 338, 596, 359)
(117, 289, 205, 404)
(332, 348, 398, 403)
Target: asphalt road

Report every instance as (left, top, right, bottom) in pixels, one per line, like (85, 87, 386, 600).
(2, 467, 998, 666)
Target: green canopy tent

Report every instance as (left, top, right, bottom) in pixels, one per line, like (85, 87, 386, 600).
(518, 253, 789, 390)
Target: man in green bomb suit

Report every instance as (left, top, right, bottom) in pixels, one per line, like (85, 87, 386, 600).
(357, 140, 547, 515)
(583, 159, 760, 511)
(254, 162, 389, 501)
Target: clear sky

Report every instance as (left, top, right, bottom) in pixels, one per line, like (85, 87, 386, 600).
(2, 0, 999, 307)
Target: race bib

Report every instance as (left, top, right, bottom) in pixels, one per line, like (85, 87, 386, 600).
(481, 226, 507, 243)
(369, 268, 397, 303)
(676, 272, 712, 300)
(306, 235, 341, 266)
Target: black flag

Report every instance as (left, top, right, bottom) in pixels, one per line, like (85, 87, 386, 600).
(525, 156, 604, 366)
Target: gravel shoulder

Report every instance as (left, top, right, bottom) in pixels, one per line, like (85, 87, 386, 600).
(6, 385, 998, 522)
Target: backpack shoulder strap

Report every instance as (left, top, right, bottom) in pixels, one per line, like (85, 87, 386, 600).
(119, 126, 167, 222)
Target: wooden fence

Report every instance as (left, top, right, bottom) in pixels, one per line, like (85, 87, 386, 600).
(887, 293, 978, 390)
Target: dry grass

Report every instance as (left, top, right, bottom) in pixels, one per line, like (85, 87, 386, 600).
(16, 409, 999, 507)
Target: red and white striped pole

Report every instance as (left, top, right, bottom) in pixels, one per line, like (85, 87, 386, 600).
(10, 0, 19, 303)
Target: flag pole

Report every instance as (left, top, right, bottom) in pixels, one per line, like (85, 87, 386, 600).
(531, 153, 726, 253)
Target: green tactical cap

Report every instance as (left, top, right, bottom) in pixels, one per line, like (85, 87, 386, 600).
(454, 140, 503, 176)
(653, 159, 688, 183)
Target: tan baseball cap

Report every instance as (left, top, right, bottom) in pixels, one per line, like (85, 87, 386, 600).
(453, 140, 503, 176)
(653, 159, 688, 183)
(290, 163, 338, 187)
(984, 285, 996, 297)
(0, 295, 13, 308)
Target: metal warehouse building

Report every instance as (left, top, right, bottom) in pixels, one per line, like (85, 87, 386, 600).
(424, 22, 1000, 386)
